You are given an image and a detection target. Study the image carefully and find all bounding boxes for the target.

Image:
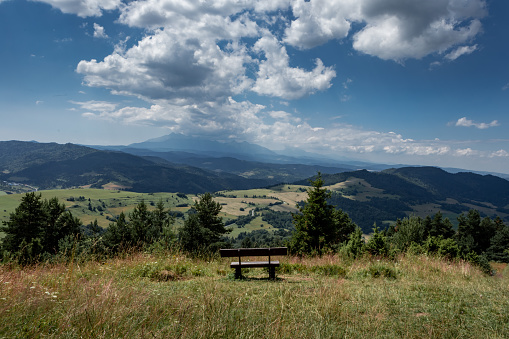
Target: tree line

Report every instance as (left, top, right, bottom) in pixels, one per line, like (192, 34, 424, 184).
(0, 192, 229, 264)
(2, 175, 509, 274)
(287, 173, 509, 274)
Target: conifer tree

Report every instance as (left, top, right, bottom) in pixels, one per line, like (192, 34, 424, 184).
(365, 224, 389, 256)
(1, 192, 47, 256)
(103, 212, 131, 251)
(179, 214, 206, 254)
(1, 192, 82, 263)
(290, 173, 356, 255)
(194, 192, 229, 245)
(456, 210, 497, 255)
(430, 211, 455, 239)
(179, 193, 229, 253)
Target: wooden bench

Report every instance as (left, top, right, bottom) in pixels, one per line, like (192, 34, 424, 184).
(219, 247, 288, 279)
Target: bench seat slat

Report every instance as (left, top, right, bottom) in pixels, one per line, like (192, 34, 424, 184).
(230, 260, 280, 268)
(220, 247, 287, 257)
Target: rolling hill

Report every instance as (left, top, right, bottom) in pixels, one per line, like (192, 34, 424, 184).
(296, 168, 509, 231)
(0, 141, 269, 193)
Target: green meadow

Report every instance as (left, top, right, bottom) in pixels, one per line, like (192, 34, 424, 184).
(0, 252, 507, 338)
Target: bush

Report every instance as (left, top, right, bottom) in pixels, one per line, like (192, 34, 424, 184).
(310, 264, 347, 277)
(390, 216, 425, 251)
(465, 251, 494, 275)
(425, 236, 460, 259)
(276, 262, 306, 274)
(365, 225, 389, 257)
(437, 238, 460, 259)
(407, 242, 425, 255)
(424, 236, 441, 254)
(368, 263, 397, 279)
(339, 227, 365, 259)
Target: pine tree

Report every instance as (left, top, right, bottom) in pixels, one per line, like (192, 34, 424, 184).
(456, 210, 498, 255)
(430, 211, 455, 239)
(194, 192, 229, 245)
(343, 226, 365, 258)
(150, 200, 175, 245)
(290, 173, 356, 255)
(365, 224, 389, 257)
(1, 192, 47, 254)
(1, 193, 82, 263)
(103, 212, 131, 251)
(129, 200, 151, 245)
(42, 198, 80, 253)
(179, 214, 206, 254)
(179, 193, 229, 253)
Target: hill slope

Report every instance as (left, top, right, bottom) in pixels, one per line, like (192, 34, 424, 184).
(297, 168, 509, 232)
(0, 141, 269, 193)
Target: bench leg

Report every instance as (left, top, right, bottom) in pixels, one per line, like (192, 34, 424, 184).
(269, 267, 275, 280)
(235, 267, 242, 279)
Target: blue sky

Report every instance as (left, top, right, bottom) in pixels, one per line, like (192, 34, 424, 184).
(1, 0, 508, 173)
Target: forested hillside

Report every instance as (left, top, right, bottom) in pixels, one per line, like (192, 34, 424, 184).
(0, 141, 269, 193)
(0, 141, 96, 173)
(297, 169, 509, 231)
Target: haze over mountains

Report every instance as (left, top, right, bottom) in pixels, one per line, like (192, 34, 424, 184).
(95, 133, 375, 168)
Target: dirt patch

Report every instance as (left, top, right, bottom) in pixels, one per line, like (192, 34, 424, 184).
(102, 182, 131, 190)
(491, 262, 507, 278)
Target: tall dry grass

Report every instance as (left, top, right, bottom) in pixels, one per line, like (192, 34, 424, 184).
(1, 252, 508, 338)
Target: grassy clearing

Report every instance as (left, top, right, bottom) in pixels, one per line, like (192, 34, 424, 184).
(1, 253, 507, 338)
(219, 186, 307, 209)
(327, 178, 390, 201)
(227, 216, 276, 238)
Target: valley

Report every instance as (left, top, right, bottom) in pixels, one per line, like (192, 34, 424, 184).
(1, 139, 509, 236)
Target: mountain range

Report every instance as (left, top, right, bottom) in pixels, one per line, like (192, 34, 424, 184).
(1, 136, 509, 230)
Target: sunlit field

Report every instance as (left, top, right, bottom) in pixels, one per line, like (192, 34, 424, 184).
(1, 252, 507, 338)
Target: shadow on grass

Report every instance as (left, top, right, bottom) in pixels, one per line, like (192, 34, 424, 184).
(225, 274, 286, 282)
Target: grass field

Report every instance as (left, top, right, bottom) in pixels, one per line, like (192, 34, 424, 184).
(327, 178, 392, 201)
(0, 252, 507, 338)
(227, 216, 277, 238)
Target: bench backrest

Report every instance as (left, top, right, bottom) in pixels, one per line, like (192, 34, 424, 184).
(220, 247, 288, 258)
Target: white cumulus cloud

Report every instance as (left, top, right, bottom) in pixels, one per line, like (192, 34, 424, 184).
(455, 148, 478, 156)
(454, 117, 500, 129)
(353, 8, 483, 61)
(490, 150, 509, 158)
(251, 35, 336, 99)
(71, 100, 118, 112)
(33, 0, 121, 17)
(445, 45, 478, 60)
(284, 0, 360, 49)
(282, 0, 487, 61)
(77, 29, 254, 103)
(93, 23, 108, 38)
